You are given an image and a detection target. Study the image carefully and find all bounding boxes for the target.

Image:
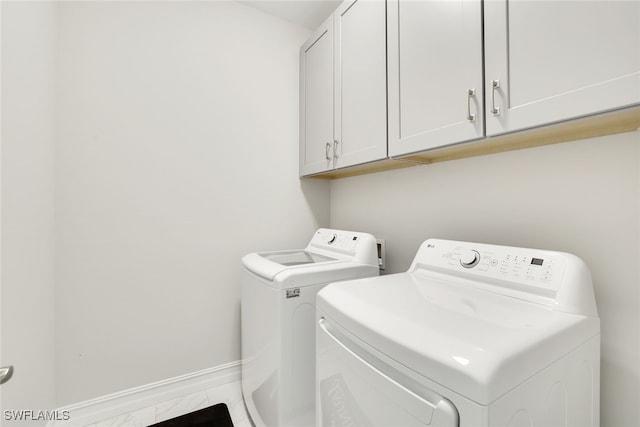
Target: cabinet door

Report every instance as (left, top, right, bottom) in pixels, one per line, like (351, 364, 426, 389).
(485, 0, 640, 136)
(387, 0, 484, 157)
(334, 0, 388, 169)
(300, 17, 335, 176)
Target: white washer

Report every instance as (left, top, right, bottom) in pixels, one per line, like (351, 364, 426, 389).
(317, 238, 600, 427)
(241, 228, 379, 427)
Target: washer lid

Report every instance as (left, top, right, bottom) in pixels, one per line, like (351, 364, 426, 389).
(242, 250, 341, 282)
(242, 228, 379, 284)
(317, 272, 600, 405)
(260, 250, 337, 266)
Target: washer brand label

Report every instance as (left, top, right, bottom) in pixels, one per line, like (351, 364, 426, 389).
(286, 288, 300, 299)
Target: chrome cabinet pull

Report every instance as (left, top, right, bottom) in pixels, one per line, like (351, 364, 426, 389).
(333, 140, 339, 159)
(491, 79, 501, 116)
(467, 88, 476, 122)
(325, 142, 331, 160)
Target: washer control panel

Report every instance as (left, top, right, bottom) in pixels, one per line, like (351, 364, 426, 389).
(311, 229, 362, 253)
(306, 229, 379, 269)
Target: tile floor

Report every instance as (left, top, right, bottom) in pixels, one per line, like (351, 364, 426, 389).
(85, 380, 253, 427)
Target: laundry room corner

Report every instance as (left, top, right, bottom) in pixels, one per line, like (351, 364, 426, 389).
(1, 0, 638, 425)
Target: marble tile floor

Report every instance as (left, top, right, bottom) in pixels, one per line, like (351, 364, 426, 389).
(85, 380, 253, 427)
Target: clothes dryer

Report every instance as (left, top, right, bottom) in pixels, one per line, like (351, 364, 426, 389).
(242, 228, 379, 427)
(317, 239, 600, 427)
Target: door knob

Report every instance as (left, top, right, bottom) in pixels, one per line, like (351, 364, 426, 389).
(0, 366, 14, 385)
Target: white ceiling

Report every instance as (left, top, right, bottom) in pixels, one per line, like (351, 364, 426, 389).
(238, 0, 342, 30)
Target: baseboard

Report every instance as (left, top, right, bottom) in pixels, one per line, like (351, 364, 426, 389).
(47, 361, 241, 427)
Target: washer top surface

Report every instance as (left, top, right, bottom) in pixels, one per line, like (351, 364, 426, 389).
(242, 228, 379, 287)
(317, 239, 600, 405)
(259, 250, 336, 266)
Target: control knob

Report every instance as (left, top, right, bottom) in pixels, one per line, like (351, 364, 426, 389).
(460, 250, 480, 268)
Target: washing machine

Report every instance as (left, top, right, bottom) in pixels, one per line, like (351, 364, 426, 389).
(317, 238, 600, 427)
(241, 228, 379, 427)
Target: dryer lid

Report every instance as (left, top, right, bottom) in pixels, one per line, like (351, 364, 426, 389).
(317, 272, 600, 405)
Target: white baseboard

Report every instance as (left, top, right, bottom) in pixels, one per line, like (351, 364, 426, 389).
(47, 361, 241, 427)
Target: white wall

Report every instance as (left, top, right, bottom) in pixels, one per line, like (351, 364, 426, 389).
(329, 130, 640, 426)
(1, 0, 57, 421)
(54, 1, 328, 405)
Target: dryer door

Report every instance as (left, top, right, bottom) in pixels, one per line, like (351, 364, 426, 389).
(317, 318, 459, 427)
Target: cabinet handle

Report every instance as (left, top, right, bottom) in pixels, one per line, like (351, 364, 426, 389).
(333, 140, 339, 159)
(491, 79, 501, 116)
(467, 88, 476, 122)
(325, 142, 331, 160)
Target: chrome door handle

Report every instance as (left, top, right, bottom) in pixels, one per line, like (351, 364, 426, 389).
(491, 79, 501, 116)
(333, 140, 339, 159)
(467, 88, 476, 122)
(0, 366, 14, 385)
(325, 142, 331, 160)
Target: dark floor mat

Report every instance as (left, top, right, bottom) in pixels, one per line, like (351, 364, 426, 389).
(149, 403, 234, 427)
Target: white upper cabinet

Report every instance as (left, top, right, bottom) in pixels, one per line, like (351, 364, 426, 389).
(300, 17, 334, 176)
(485, 0, 640, 136)
(387, 0, 484, 157)
(300, 0, 387, 177)
(302, 0, 640, 178)
(334, 0, 388, 169)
